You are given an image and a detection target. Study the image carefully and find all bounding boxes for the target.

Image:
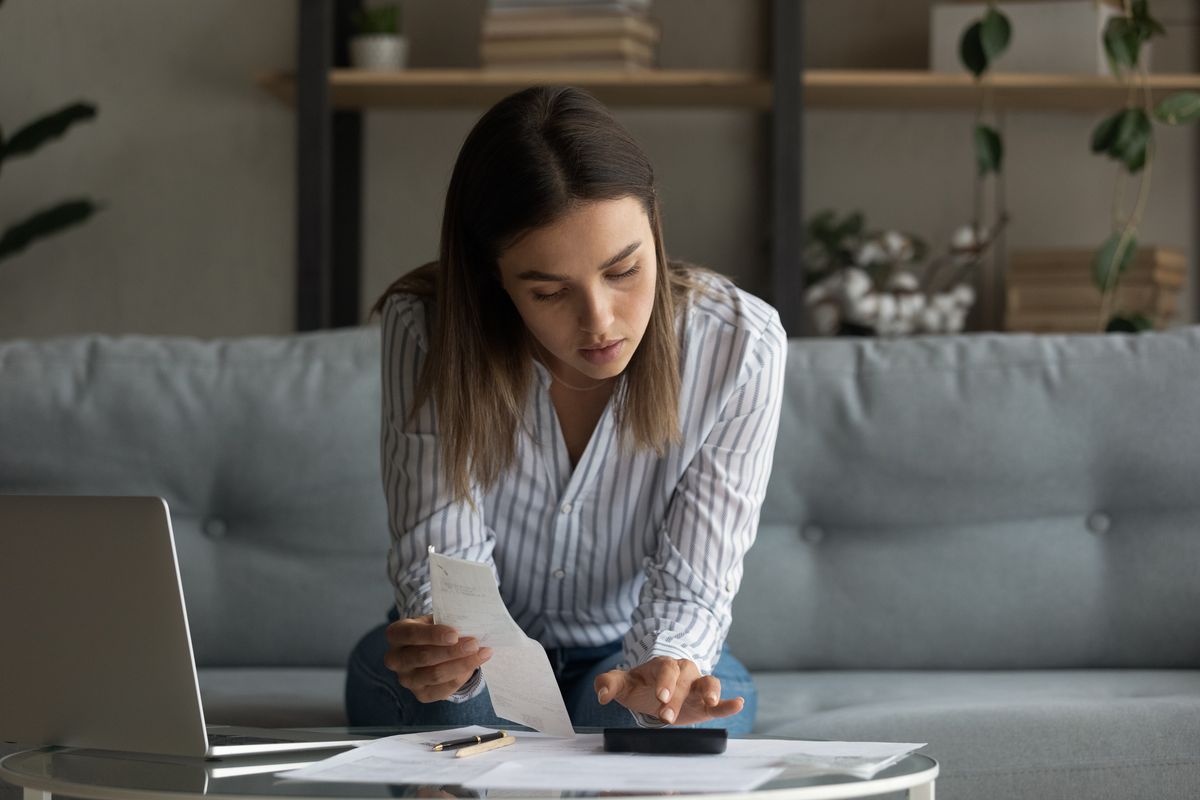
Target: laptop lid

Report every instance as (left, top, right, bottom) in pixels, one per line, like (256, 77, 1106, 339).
(0, 495, 367, 758)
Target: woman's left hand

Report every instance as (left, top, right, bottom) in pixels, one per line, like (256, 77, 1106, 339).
(594, 656, 744, 726)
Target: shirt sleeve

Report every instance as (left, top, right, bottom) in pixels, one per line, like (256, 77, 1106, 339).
(380, 294, 499, 703)
(620, 309, 787, 725)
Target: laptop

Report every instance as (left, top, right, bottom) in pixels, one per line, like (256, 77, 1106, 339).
(0, 495, 373, 758)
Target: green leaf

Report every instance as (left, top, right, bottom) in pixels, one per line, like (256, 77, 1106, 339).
(0, 102, 97, 163)
(1105, 313, 1153, 333)
(1090, 110, 1123, 153)
(974, 124, 1003, 175)
(1103, 17, 1141, 71)
(1130, 0, 1167, 38)
(959, 21, 988, 78)
(1154, 92, 1200, 125)
(0, 199, 99, 264)
(980, 7, 1012, 62)
(1092, 232, 1138, 292)
(1113, 108, 1152, 172)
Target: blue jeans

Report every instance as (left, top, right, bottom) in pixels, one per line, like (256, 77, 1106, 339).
(345, 607, 758, 735)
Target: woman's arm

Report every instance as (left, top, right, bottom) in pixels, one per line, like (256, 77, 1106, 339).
(616, 308, 788, 724)
(381, 293, 499, 702)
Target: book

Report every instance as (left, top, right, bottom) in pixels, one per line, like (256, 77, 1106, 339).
(483, 57, 652, 71)
(488, 0, 651, 11)
(482, 13, 661, 42)
(1009, 247, 1185, 276)
(1007, 285, 1179, 314)
(482, 35, 654, 61)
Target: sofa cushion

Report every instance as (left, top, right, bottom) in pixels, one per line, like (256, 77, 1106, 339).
(0, 329, 395, 668)
(198, 667, 349, 728)
(755, 669, 1200, 799)
(740, 329, 1200, 670)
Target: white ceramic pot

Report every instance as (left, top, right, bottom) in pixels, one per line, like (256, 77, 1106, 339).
(350, 34, 408, 70)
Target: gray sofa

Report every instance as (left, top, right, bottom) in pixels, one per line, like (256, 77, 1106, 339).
(2, 323, 1199, 799)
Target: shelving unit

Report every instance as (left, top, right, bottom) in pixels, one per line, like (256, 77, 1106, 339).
(273, 1, 1199, 333)
(280, 0, 802, 333)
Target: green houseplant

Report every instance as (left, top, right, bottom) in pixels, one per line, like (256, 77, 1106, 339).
(0, 102, 100, 265)
(350, 3, 408, 71)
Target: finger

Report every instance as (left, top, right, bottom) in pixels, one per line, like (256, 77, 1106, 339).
(653, 658, 681, 706)
(657, 661, 699, 724)
(386, 617, 460, 647)
(692, 674, 722, 708)
(704, 696, 745, 719)
(391, 638, 480, 672)
(403, 648, 492, 694)
(594, 669, 629, 705)
(411, 674, 474, 704)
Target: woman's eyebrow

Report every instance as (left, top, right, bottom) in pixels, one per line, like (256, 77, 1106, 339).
(516, 240, 641, 281)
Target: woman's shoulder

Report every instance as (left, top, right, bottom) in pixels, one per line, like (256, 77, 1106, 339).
(380, 290, 434, 353)
(679, 267, 785, 349)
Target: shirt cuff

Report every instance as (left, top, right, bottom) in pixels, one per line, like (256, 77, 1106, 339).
(447, 668, 486, 703)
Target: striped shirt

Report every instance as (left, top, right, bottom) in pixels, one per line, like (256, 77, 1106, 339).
(380, 271, 787, 713)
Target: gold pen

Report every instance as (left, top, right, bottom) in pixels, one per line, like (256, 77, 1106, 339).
(432, 730, 507, 751)
(455, 733, 516, 758)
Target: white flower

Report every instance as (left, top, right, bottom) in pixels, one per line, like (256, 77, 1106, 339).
(945, 308, 967, 332)
(841, 268, 873, 300)
(882, 231, 913, 261)
(848, 292, 880, 323)
(931, 292, 958, 313)
(951, 225, 977, 251)
(887, 270, 920, 293)
(875, 293, 897, 323)
(919, 306, 944, 333)
(951, 283, 976, 308)
(854, 241, 888, 267)
(897, 293, 925, 319)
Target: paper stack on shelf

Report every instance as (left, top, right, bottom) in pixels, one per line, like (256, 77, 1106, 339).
(1005, 247, 1186, 332)
(480, 0, 660, 71)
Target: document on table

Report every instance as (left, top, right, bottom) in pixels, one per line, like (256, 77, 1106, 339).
(277, 725, 926, 790)
(428, 550, 575, 738)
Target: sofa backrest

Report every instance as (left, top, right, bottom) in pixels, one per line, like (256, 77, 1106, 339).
(0, 328, 393, 668)
(729, 327, 1200, 671)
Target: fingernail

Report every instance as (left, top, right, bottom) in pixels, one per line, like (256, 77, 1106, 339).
(480, 647, 493, 661)
(662, 708, 675, 723)
(597, 688, 609, 703)
(707, 694, 718, 706)
(442, 632, 457, 644)
(657, 689, 670, 703)
(461, 640, 479, 654)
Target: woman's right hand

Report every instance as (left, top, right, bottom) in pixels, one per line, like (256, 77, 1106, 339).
(383, 614, 494, 702)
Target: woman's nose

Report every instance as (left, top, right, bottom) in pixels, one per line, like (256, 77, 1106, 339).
(579, 291, 615, 332)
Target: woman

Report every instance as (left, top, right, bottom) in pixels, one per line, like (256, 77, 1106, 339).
(345, 85, 786, 734)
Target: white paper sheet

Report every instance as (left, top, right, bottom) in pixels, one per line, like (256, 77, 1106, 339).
(277, 726, 926, 789)
(428, 550, 575, 737)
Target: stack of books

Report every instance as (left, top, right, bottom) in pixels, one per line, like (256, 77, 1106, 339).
(480, 0, 660, 71)
(1005, 247, 1186, 332)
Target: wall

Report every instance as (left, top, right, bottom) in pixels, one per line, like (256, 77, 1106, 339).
(0, 0, 1195, 339)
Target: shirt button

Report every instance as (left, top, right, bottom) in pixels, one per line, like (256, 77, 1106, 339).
(561, 503, 572, 515)
(725, 579, 736, 593)
(553, 568, 566, 579)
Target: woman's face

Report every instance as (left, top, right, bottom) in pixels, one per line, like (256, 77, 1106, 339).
(497, 196, 657, 385)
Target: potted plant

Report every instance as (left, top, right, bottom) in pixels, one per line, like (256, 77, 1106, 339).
(350, 3, 407, 71)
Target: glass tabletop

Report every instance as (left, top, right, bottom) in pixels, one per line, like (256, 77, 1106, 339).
(0, 727, 938, 800)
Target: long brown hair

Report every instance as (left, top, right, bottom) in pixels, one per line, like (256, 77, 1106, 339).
(371, 85, 722, 508)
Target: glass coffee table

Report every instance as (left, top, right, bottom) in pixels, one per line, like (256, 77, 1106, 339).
(0, 727, 938, 800)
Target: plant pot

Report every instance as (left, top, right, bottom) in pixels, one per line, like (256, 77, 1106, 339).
(350, 34, 408, 71)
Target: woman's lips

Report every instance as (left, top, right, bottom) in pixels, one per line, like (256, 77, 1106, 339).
(579, 339, 625, 365)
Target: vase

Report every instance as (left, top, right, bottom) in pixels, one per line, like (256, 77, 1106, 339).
(350, 34, 408, 71)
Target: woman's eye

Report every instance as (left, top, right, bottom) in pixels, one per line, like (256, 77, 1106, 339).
(611, 265, 640, 281)
(532, 288, 565, 302)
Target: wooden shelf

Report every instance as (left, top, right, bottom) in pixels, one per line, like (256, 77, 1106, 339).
(258, 68, 772, 109)
(258, 68, 1200, 113)
(805, 70, 1200, 112)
